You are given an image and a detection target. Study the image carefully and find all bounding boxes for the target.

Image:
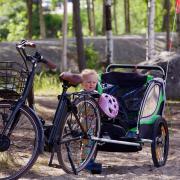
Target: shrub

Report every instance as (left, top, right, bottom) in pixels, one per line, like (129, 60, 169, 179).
(85, 44, 100, 70)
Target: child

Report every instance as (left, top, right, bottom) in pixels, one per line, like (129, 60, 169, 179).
(81, 68, 103, 95)
(80, 69, 102, 174)
(81, 69, 99, 92)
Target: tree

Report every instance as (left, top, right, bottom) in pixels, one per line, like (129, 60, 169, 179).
(26, 0, 34, 108)
(92, 0, 96, 35)
(0, 0, 27, 41)
(73, 0, 86, 71)
(177, 14, 180, 48)
(38, 0, 46, 39)
(113, 0, 118, 34)
(146, 0, 155, 60)
(26, 0, 33, 39)
(162, 0, 170, 51)
(174, 0, 180, 49)
(102, 0, 106, 35)
(124, 0, 130, 33)
(105, 0, 113, 65)
(61, 0, 68, 71)
(86, 0, 94, 35)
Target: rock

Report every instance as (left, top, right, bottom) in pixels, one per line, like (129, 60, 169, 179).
(139, 51, 180, 100)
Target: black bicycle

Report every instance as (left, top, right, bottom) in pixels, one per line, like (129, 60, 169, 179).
(0, 40, 101, 179)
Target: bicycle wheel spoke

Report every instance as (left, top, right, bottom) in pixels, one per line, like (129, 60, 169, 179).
(57, 96, 101, 174)
(0, 101, 40, 179)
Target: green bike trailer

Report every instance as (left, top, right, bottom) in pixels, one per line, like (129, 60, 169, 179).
(96, 64, 169, 167)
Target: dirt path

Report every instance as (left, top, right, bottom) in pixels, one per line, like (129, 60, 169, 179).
(21, 96, 180, 180)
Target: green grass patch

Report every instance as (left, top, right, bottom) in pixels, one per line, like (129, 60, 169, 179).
(34, 72, 80, 96)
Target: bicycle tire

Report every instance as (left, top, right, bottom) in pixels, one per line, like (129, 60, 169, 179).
(0, 100, 42, 180)
(151, 117, 169, 167)
(57, 96, 101, 174)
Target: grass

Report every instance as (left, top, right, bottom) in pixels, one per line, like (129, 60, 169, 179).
(34, 72, 80, 96)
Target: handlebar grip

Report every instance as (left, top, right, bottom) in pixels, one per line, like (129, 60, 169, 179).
(16, 40, 36, 49)
(43, 58, 57, 70)
(25, 41, 36, 48)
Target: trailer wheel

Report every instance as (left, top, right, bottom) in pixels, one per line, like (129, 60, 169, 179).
(151, 117, 169, 167)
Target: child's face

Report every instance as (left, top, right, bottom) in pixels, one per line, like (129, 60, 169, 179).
(82, 74, 98, 91)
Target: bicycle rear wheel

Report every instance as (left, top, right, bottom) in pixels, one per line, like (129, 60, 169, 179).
(57, 96, 101, 174)
(0, 100, 42, 180)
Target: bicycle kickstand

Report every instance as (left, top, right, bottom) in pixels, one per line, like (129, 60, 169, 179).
(48, 148, 61, 168)
(48, 148, 54, 166)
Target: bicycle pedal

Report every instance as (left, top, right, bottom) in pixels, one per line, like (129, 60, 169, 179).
(48, 163, 61, 169)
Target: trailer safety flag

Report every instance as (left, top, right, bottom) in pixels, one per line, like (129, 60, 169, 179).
(176, 0, 180, 14)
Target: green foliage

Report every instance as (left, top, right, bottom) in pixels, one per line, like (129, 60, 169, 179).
(44, 14, 63, 38)
(32, 4, 40, 39)
(129, 0, 148, 34)
(155, 0, 164, 32)
(51, 0, 63, 10)
(80, 9, 89, 36)
(0, 24, 9, 40)
(85, 44, 100, 70)
(0, 0, 177, 41)
(44, 13, 73, 38)
(34, 71, 80, 95)
(34, 71, 60, 95)
(0, 0, 27, 41)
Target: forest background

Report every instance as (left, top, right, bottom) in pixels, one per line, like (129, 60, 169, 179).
(0, 0, 179, 95)
(0, 0, 176, 40)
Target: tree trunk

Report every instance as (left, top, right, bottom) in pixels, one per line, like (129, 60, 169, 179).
(113, 0, 118, 34)
(39, 0, 46, 39)
(26, 0, 34, 108)
(73, 0, 86, 71)
(26, 0, 33, 39)
(61, 0, 68, 72)
(92, 0, 96, 36)
(146, 0, 155, 60)
(86, 0, 93, 35)
(124, 0, 130, 33)
(162, 0, 170, 50)
(162, 0, 168, 31)
(102, 0, 106, 35)
(177, 14, 180, 48)
(166, 0, 170, 51)
(105, 0, 113, 65)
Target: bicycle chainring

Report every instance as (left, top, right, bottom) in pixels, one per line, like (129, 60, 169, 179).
(0, 134, 10, 152)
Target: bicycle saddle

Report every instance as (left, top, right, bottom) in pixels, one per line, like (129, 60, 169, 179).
(60, 72, 82, 86)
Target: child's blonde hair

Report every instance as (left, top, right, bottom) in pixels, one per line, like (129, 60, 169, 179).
(81, 69, 98, 81)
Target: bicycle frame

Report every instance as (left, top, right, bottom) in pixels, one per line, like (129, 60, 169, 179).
(47, 81, 88, 146)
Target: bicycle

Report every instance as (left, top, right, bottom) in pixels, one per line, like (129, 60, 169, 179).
(0, 40, 101, 179)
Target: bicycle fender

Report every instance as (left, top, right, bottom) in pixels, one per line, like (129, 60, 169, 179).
(26, 106, 45, 154)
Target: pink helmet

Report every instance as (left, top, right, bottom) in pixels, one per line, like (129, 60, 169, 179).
(98, 93, 119, 118)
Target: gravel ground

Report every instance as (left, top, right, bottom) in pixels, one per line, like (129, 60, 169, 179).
(19, 96, 180, 180)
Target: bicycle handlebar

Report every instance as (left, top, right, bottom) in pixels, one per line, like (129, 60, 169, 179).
(41, 57, 57, 70)
(17, 40, 36, 49)
(16, 40, 57, 70)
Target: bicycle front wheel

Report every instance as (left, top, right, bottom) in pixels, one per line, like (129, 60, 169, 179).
(57, 96, 101, 174)
(0, 100, 41, 180)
